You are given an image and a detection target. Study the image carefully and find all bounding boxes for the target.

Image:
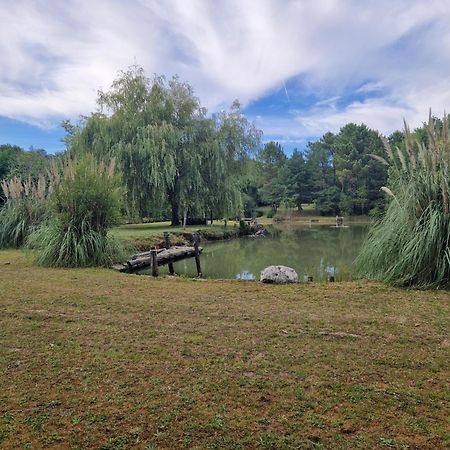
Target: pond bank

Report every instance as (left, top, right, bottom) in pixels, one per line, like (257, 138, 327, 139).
(112, 221, 267, 251)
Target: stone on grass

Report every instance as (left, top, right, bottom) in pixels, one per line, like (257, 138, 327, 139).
(260, 265, 298, 284)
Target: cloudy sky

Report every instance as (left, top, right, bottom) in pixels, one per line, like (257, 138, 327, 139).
(1, 0, 450, 153)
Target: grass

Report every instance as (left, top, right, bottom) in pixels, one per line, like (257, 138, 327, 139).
(110, 221, 241, 250)
(1, 249, 449, 449)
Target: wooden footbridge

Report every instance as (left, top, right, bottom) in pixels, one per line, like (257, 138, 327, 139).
(112, 232, 203, 277)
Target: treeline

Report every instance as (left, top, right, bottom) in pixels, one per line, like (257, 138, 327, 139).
(245, 126, 391, 217)
(0, 66, 439, 224)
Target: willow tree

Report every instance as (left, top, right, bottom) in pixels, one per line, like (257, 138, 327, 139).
(66, 66, 260, 225)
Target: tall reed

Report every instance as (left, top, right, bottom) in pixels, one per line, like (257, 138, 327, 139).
(0, 175, 48, 248)
(27, 154, 128, 267)
(356, 113, 450, 288)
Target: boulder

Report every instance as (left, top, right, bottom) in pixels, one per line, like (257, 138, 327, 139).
(260, 265, 298, 284)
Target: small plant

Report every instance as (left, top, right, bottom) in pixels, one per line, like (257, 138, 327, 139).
(28, 154, 129, 267)
(356, 112, 450, 288)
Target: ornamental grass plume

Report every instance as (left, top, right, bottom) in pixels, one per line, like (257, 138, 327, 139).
(0, 175, 49, 248)
(356, 112, 450, 288)
(27, 153, 129, 267)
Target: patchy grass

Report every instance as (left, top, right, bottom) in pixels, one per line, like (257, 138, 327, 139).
(110, 222, 241, 250)
(0, 250, 449, 449)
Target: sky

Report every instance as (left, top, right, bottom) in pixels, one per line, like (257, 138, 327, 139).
(1, 0, 450, 154)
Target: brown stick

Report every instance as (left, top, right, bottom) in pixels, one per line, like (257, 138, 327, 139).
(192, 233, 202, 277)
(151, 248, 158, 277)
(164, 232, 175, 275)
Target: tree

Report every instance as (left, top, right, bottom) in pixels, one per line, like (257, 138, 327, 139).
(67, 67, 260, 225)
(258, 141, 288, 213)
(332, 123, 387, 214)
(304, 125, 387, 215)
(286, 149, 312, 210)
(305, 133, 337, 214)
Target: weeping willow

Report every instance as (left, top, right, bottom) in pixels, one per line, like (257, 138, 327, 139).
(356, 113, 450, 288)
(0, 175, 49, 248)
(27, 154, 128, 267)
(66, 67, 261, 225)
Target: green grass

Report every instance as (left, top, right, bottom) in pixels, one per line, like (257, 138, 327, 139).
(110, 221, 235, 238)
(0, 249, 448, 449)
(110, 221, 241, 250)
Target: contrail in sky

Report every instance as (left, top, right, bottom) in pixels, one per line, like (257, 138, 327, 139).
(282, 80, 290, 102)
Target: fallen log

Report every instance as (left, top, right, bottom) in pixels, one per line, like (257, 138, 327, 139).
(113, 245, 203, 272)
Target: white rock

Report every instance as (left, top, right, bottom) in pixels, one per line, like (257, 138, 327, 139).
(260, 265, 298, 284)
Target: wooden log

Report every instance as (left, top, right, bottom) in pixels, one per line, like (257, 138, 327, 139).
(192, 233, 202, 277)
(164, 232, 175, 275)
(131, 248, 164, 260)
(151, 248, 158, 277)
(111, 263, 128, 272)
(125, 245, 203, 272)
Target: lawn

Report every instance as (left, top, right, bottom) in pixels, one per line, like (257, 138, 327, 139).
(0, 250, 449, 449)
(109, 222, 240, 250)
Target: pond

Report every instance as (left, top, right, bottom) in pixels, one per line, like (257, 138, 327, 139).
(140, 223, 369, 281)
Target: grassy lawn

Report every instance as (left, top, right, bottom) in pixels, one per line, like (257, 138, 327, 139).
(110, 222, 240, 250)
(0, 250, 449, 449)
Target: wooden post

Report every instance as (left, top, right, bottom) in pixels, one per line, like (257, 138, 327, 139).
(192, 233, 202, 277)
(151, 248, 158, 277)
(163, 232, 175, 275)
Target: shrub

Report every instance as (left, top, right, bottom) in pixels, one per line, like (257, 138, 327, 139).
(0, 176, 48, 248)
(28, 154, 129, 267)
(356, 113, 450, 288)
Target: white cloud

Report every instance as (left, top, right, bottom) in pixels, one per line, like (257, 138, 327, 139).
(0, 0, 449, 138)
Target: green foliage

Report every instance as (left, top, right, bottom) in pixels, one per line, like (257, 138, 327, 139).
(0, 176, 48, 248)
(286, 149, 312, 209)
(67, 67, 261, 225)
(304, 125, 388, 215)
(356, 113, 450, 288)
(28, 154, 128, 267)
(258, 141, 288, 212)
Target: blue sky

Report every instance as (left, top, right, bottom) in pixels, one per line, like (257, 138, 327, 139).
(1, 0, 450, 155)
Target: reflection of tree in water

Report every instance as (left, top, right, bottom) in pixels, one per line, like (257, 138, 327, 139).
(155, 225, 368, 280)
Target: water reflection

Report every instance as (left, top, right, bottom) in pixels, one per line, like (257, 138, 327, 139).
(236, 271, 256, 280)
(143, 224, 369, 281)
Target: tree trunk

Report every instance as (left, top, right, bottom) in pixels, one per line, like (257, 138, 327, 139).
(183, 209, 188, 228)
(168, 181, 181, 226)
(171, 202, 180, 226)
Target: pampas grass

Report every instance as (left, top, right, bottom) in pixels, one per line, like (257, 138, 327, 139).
(27, 154, 129, 267)
(0, 176, 48, 248)
(356, 112, 450, 288)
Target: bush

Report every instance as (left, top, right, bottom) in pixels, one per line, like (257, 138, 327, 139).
(28, 154, 129, 267)
(356, 113, 450, 288)
(0, 176, 48, 248)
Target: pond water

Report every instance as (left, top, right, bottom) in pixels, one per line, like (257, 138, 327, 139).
(140, 224, 369, 281)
